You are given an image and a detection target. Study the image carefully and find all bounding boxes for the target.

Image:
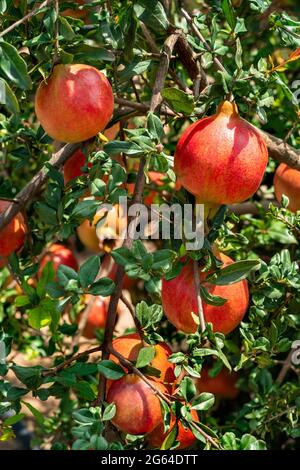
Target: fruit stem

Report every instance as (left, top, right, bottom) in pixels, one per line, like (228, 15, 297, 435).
(193, 259, 206, 333)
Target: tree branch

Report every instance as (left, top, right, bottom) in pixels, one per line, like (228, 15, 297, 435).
(0, 0, 52, 39)
(42, 345, 102, 377)
(0, 143, 81, 231)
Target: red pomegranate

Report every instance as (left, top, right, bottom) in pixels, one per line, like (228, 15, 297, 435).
(39, 244, 78, 276)
(0, 200, 26, 267)
(174, 101, 268, 206)
(35, 64, 114, 143)
(147, 408, 198, 449)
(161, 252, 249, 335)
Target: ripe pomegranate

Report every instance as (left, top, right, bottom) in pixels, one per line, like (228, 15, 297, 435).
(79, 295, 108, 339)
(147, 408, 198, 450)
(35, 64, 114, 143)
(274, 163, 300, 213)
(39, 243, 78, 276)
(161, 252, 249, 334)
(109, 333, 175, 386)
(196, 366, 238, 399)
(0, 200, 26, 267)
(174, 101, 268, 206)
(107, 375, 167, 435)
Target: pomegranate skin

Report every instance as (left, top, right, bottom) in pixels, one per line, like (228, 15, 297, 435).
(80, 295, 108, 339)
(39, 244, 78, 276)
(35, 64, 114, 143)
(64, 149, 91, 185)
(161, 253, 249, 334)
(174, 101, 268, 205)
(107, 375, 167, 435)
(196, 366, 239, 399)
(274, 163, 300, 213)
(0, 200, 26, 265)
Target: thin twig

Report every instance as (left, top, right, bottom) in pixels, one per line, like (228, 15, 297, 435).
(120, 294, 145, 341)
(0, 0, 52, 39)
(276, 348, 296, 384)
(181, 8, 227, 75)
(42, 345, 102, 377)
(193, 260, 206, 333)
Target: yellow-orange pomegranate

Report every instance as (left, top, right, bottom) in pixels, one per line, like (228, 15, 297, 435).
(274, 163, 300, 213)
(174, 101, 268, 207)
(35, 64, 114, 143)
(77, 203, 127, 253)
(161, 252, 249, 335)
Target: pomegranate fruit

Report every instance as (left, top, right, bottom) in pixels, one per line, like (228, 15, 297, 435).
(196, 366, 238, 399)
(147, 408, 198, 449)
(161, 252, 249, 334)
(35, 64, 114, 143)
(0, 200, 26, 267)
(39, 243, 78, 276)
(174, 101, 268, 206)
(107, 374, 167, 435)
(274, 163, 300, 213)
(109, 333, 175, 386)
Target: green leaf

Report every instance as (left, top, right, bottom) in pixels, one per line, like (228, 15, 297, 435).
(57, 265, 78, 288)
(79, 256, 100, 288)
(200, 286, 227, 306)
(102, 402, 116, 421)
(136, 301, 163, 328)
(3, 412, 25, 426)
(11, 365, 43, 389)
(88, 277, 115, 296)
(192, 393, 215, 411)
(180, 377, 196, 402)
(22, 401, 45, 425)
(136, 346, 156, 368)
(134, 0, 169, 33)
(0, 41, 32, 90)
(221, 0, 236, 30)
(97, 360, 125, 380)
(0, 78, 20, 114)
(209, 259, 261, 285)
(161, 88, 195, 114)
(221, 432, 238, 450)
(160, 422, 179, 450)
(147, 112, 165, 141)
(59, 16, 75, 40)
(104, 141, 143, 156)
(74, 381, 96, 401)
